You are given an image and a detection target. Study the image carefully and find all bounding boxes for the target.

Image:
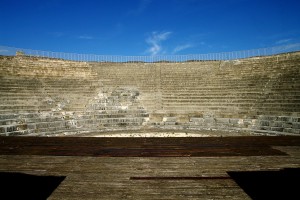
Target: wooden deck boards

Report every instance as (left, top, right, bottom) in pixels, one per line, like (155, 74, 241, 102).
(0, 136, 300, 199)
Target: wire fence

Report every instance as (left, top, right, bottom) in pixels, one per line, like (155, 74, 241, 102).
(0, 43, 300, 63)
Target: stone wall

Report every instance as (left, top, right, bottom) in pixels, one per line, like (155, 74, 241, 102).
(0, 52, 299, 136)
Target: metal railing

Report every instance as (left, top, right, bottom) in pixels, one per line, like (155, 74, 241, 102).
(0, 43, 299, 63)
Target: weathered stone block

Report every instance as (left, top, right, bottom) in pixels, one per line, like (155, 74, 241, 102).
(17, 124, 28, 130)
(27, 124, 36, 130)
(258, 126, 271, 131)
(258, 115, 277, 121)
(0, 126, 6, 133)
(229, 119, 239, 124)
(270, 121, 283, 127)
(283, 123, 293, 128)
(204, 118, 216, 124)
(291, 117, 300, 123)
(164, 121, 176, 125)
(292, 123, 300, 129)
(259, 120, 270, 126)
(270, 127, 284, 132)
(190, 118, 204, 123)
(6, 126, 17, 132)
(215, 118, 230, 124)
(36, 123, 49, 129)
(277, 116, 291, 122)
(163, 117, 177, 122)
(284, 128, 293, 133)
(243, 119, 253, 126)
(292, 129, 300, 134)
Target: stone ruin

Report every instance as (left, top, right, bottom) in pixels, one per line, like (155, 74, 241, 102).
(0, 52, 299, 136)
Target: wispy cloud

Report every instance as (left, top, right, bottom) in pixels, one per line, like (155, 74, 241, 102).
(78, 35, 94, 40)
(146, 31, 172, 55)
(173, 44, 193, 54)
(275, 38, 292, 45)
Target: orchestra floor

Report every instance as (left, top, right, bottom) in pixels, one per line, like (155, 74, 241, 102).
(0, 135, 300, 199)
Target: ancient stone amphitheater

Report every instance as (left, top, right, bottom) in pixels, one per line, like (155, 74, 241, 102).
(0, 51, 299, 136)
(1, 49, 300, 200)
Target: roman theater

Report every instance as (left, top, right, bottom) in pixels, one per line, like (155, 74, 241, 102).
(0, 45, 299, 199)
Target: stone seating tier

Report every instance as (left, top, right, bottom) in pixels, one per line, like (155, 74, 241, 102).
(0, 52, 299, 136)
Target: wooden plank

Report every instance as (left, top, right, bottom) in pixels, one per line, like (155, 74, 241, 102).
(0, 136, 299, 199)
(1, 136, 299, 157)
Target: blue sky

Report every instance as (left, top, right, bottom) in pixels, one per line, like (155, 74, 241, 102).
(0, 0, 300, 55)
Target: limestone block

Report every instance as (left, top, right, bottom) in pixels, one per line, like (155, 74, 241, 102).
(51, 121, 64, 128)
(65, 120, 79, 128)
(0, 114, 18, 120)
(230, 119, 245, 128)
(6, 125, 17, 133)
(270, 127, 284, 132)
(229, 119, 239, 125)
(292, 129, 300, 134)
(2, 120, 16, 125)
(162, 117, 177, 122)
(258, 126, 271, 131)
(0, 127, 6, 133)
(204, 118, 216, 124)
(16, 124, 28, 131)
(190, 118, 204, 123)
(284, 128, 293, 133)
(277, 116, 291, 122)
(36, 123, 49, 129)
(283, 123, 293, 128)
(243, 119, 253, 126)
(270, 121, 283, 127)
(258, 115, 277, 121)
(251, 119, 258, 125)
(215, 118, 230, 124)
(291, 117, 300, 123)
(292, 123, 300, 129)
(27, 124, 36, 130)
(87, 119, 96, 124)
(164, 121, 177, 125)
(259, 120, 270, 126)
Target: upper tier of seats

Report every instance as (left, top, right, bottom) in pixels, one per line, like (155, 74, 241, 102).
(92, 53, 300, 118)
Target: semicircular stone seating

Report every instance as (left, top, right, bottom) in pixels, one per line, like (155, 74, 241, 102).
(0, 52, 299, 136)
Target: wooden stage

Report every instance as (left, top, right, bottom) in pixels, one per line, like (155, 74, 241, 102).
(0, 136, 300, 199)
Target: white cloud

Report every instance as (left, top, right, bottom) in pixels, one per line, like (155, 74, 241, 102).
(146, 31, 172, 55)
(78, 35, 94, 40)
(173, 44, 193, 54)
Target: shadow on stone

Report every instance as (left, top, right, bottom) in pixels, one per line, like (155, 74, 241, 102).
(228, 168, 300, 200)
(0, 172, 65, 200)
